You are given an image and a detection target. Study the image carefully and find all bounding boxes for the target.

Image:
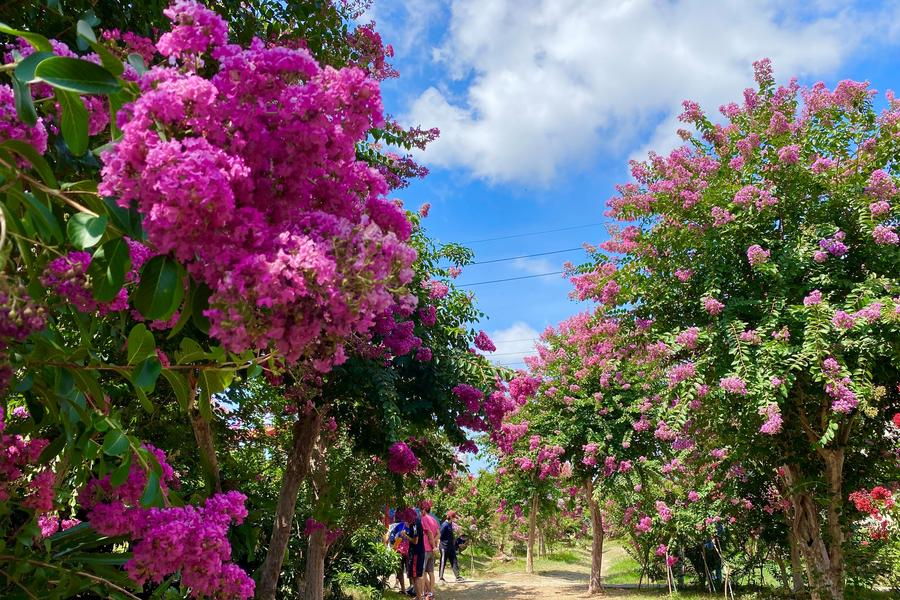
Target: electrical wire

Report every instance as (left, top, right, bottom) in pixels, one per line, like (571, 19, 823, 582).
(457, 271, 565, 288)
(460, 223, 603, 244)
(472, 247, 583, 265)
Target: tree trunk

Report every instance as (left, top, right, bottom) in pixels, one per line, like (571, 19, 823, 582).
(586, 478, 603, 594)
(187, 375, 221, 493)
(303, 436, 329, 600)
(822, 449, 845, 599)
(303, 526, 327, 600)
(789, 529, 805, 595)
(257, 408, 323, 600)
(538, 528, 545, 557)
(784, 464, 844, 600)
(774, 551, 790, 592)
(189, 405, 221, 493)
(526, 493, 537, 574)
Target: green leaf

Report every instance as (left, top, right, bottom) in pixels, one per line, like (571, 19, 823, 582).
(75, 19, 97, 44)
(133, 256, 184, 320)
(14, 51, 54, 83)
(88, 238, 131, 302)
(198, 369, 231, 421)
(101, 430, 130, 457)
(133, 357, 162, 392)
(76, 21, 125, 78)
(140, 470, 162, 507)
(22, 192, 63, 243)
(126, 324, 156, 364)
(67, 213, 107, 249)
(0, 23, 52, 52)
(161, 369, 191, 411)
(135, 384, 153, 413)
(55, 89, 89, 156)
(101, 197, 143, 239)
(110, 453, 132, 486)
(0, 139, 57, 187)
(127, 53, 147, 76)
(176, 338, 206, 364)
(34, 56, 121, 95)
(11, 75, 37, 126)
(191, 282, 212, 334)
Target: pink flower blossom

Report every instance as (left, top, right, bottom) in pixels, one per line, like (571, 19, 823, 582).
(832, 311, 856, 330)
(873, 225, 899, 245)
(386, 442, 419, 474)
(777, 144, 800, 164)
(474, 330, 496, 352)
(804, 290, 823, 306)
(719, 376, 748, 395)
(746, 244, 770, 266)
(703, 297, 724, 316)
(759, 403, 783, 435)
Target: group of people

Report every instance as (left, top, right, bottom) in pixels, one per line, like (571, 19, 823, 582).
(386, 501, 467, 599)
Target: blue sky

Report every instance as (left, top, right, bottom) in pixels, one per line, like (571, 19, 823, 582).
(367, 0, 900, 368)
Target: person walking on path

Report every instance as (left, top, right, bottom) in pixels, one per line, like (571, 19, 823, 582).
(386, 512, 408, 592)
(400, 509, 426, 600)
(420, 501, 440, 598)
(439, 511, 464, 582)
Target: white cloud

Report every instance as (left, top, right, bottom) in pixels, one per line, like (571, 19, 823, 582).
(486, 321, 541, 368)
(511, 257, 555, 275)
(404, 0, 882, 183)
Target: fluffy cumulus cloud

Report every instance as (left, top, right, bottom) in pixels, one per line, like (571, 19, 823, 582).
(404, 0, 881, 183)
(488, 321, 540, 368)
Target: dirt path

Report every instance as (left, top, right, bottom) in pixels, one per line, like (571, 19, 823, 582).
(432, 545, 654, 600)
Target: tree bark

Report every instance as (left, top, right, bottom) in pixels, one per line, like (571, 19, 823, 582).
(186, 374, 221, 493)
(586, 478, 604, 594)
(257, 408, 324, 600)
(539, 528, 545, 557)
(784, 464, 844, 600)
(189, 405, 221, 493)
(303, 436, 329, 600)
(526, 493, 537, 574)
(303, 528, 327, 600)
(822, 449, 845, 599)
(789, 528, 805, 595)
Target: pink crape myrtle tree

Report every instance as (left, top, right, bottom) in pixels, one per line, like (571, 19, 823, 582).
(0, 1, 456, 598)
(576, 60, 900, 599)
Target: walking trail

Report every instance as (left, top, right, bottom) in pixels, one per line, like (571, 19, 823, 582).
(432, 544, 660, 600)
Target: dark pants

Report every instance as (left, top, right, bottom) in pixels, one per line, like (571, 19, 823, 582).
(439, 543, 459, 580)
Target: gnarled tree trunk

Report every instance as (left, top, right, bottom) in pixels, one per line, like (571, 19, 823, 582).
(586, 478, 604, 594)
(789, 529, 805, 595)
(784, 462, 845, 600)
(526, 493, 537, 574)
(257, 408, 324, 600)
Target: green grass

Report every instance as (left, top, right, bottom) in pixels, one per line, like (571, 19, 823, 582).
(603, 546, 644, 585)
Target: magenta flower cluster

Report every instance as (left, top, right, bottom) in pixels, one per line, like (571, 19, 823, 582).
(42, 252, 129, 314)
(99, 1, 417, 370)
(386, 442, 420, 474)
(0, 408, 50, 506)
(78, 446, 253, 598)
(0, 84, 48, 153)
(758, 403, 783, 435)
(473, 330, 496, 352)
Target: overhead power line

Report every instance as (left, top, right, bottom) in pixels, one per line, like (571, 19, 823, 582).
(461, 223, 603, 244)
(487, 350, 535, 357)
(472, 247, 583, 265)
(457, 271, 565, 287)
